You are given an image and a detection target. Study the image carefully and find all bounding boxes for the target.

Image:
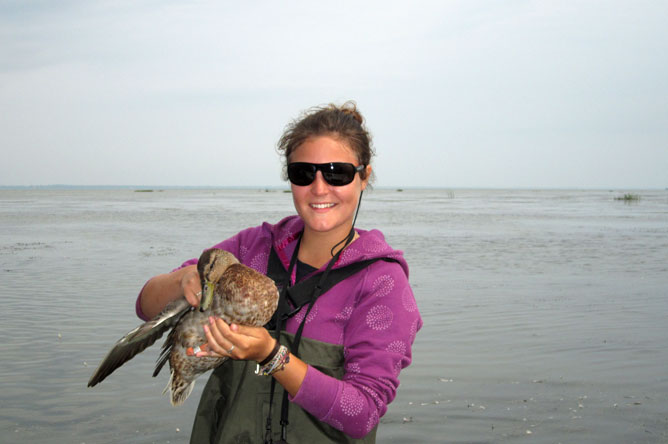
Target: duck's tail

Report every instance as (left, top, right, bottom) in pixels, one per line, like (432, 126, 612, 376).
(165, 370, 196, 406)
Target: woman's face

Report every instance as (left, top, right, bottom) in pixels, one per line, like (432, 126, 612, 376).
(289, 135, 370, 240)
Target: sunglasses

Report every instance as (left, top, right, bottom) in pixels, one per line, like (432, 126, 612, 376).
(287, 162, 365, 186)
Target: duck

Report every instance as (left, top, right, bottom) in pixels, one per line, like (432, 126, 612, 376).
(87, 248, 279, 405)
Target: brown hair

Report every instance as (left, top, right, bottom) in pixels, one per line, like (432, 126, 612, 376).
(277, 101, 375, 183)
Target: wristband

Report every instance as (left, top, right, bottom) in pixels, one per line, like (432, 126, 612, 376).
(258, 340, 280, 366)
(255, 345, 290, 376)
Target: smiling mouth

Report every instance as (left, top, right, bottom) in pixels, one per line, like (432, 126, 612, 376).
(310, 203, 336, 209)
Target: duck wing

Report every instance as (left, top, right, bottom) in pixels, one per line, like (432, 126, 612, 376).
(87, 297, 192, 387)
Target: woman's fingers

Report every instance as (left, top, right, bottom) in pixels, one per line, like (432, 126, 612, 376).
(197, 318, 242, 358)
(208, 317, 232, 345)
(187, 318, 236, 358)
(181, 269, 202, 307)
(184, 289, 201, 307)
(191, 317, 275, 361)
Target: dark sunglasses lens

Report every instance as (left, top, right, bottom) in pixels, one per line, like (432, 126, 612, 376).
(287, 163, 316, 186)
(288, 163, 359, 186)
(322, 163, 356, 186)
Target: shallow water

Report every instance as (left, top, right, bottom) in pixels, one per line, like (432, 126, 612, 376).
(1, 188, 667, 443)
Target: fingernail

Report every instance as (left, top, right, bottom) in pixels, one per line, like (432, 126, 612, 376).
(203, 324, 209, 333)
(209, 316, 214, 324)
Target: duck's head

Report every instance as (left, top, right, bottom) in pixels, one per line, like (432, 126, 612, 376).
(197, 248, 240, 311)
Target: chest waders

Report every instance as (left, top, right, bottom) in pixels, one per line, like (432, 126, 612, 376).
(189, 232, 396, 444)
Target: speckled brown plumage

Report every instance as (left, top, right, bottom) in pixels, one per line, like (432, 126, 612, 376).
(87, 249, 279, 405)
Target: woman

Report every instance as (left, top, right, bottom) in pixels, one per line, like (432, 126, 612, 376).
(137, 102, 422, 443)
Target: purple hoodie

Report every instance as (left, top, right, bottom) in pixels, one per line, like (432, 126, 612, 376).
(136, 215, 422, 438)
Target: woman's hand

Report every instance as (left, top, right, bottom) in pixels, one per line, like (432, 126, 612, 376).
(192, 316, 308, 397)
(194, 317, 276, 362)
(180, 268, 202, 307)
(140, 264, 200, 319)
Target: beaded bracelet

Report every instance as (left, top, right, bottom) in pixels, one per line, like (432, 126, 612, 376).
(255, 345, 290, 376)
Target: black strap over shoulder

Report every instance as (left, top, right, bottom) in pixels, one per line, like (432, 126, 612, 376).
(264, 247, 397, 330)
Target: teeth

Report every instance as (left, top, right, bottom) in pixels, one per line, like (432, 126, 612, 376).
(311, 203, 335, 209)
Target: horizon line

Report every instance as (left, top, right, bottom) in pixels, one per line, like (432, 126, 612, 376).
(0, 184, 665, 191)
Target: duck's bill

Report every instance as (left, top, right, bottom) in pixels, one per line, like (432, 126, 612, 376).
(199, 281, 215, 311)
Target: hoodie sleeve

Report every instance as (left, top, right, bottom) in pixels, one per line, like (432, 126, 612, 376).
(290, 260, 422, 438)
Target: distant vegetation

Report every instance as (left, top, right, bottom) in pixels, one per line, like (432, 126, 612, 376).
(614, 193, 640, 201)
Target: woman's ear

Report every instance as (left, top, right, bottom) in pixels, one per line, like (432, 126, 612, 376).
(361, 165, 372, 190)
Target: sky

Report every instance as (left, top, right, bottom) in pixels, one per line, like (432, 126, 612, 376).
(1, 0, 666, 189)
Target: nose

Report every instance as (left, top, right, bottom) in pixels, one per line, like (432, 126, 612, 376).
(310, 171, 329, 195)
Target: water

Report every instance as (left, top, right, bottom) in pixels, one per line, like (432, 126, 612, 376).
(1, 188, 667, 443)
